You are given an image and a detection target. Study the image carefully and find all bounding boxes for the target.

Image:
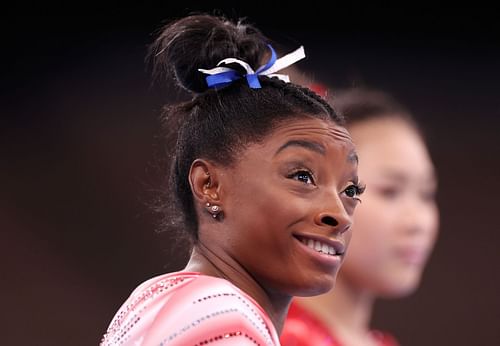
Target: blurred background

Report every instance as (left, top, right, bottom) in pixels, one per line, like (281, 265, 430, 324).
(2, 3, 499, 345)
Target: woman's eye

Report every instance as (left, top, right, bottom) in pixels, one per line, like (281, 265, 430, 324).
(344, 185, 358, 198)
(378, 187, 401, 200)
(289, 170, 315, 185)
(344, 183, 365, 200)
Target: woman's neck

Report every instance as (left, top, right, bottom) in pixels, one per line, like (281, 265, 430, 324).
(295, 276, 377, 345)
(184, 242, 292, 333)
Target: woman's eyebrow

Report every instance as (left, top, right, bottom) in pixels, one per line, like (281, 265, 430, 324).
(274, 140, 325, 156)
(379, 169, 437, 185)
(348, 150, 359, 164)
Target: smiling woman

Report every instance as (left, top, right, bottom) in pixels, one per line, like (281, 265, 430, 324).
(99, 13, 364, 346)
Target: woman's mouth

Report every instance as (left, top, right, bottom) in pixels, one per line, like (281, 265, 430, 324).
(294, 234, 345, 257)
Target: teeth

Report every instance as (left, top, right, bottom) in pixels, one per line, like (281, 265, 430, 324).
(302, 238, 337, 256)
(322, 243, 329, 253)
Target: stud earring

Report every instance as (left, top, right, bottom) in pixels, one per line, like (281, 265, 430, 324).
(205, 202, 222, 219)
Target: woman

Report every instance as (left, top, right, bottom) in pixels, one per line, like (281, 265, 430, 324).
(100, 14, 364, 345)
(281, 87, 440, 346)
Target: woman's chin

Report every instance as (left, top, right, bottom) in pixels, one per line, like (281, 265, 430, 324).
(379, 277, 422, 298)
(290, 276, 338, 297)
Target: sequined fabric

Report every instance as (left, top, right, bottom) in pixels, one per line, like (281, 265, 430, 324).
(280, 301, 400, 346)
(100, 272, 280, 346)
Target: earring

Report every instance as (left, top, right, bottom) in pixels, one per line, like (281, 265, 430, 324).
(205, 202, 222, 219)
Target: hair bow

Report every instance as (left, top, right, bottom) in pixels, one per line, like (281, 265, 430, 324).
(198, 45, 305, 89)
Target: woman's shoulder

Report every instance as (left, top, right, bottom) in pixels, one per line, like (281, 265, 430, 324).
(281, 301, 400, 346)
(281, 300, 342, 346)
(370, 329, 401, 346)
(101, 271, 279, 345)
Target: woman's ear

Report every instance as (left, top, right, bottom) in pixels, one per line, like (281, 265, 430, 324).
(189, 159, 221, 203)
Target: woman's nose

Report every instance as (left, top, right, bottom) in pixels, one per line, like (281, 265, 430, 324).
(314, 198, 352, 234)
(320, 215, 338, 227)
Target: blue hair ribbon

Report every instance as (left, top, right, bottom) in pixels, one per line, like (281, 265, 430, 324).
(198, 44, 305, 89)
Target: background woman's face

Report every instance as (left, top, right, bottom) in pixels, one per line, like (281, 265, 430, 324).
(217, 117, 362, 297)
(341, 117, 439, 297)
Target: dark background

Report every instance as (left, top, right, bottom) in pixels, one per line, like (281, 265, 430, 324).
(3, 3, 500, 345)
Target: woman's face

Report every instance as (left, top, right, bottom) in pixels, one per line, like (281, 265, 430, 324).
(341, 117, 439, 297)
(217, 117, 362, 296)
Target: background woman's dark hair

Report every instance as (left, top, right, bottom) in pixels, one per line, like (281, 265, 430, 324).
(327, 86, 433, 180)
(148, 13, 344, 243)
(328, 86, 422, 133)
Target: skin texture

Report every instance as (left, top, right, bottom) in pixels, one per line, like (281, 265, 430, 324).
(294, 116, 439, 345)
(185, 116, 363, 332)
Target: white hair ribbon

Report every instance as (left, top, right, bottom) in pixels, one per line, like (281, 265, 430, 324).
(198, 45, 305, 89)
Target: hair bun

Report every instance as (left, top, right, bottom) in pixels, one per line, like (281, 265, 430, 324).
(149, 14, 269, 93)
